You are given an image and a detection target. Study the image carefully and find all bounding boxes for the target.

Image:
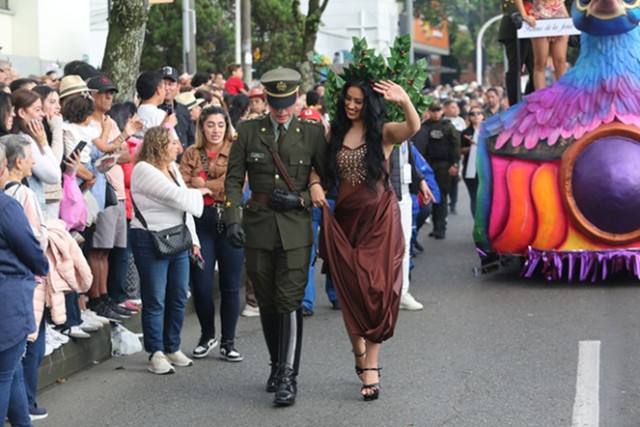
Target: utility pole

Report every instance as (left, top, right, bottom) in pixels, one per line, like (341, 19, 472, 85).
(235, 0, 241, 64)
(241, 0, 252, 84)
(182, 0, 196, 74)
(406, 0, 414, 63)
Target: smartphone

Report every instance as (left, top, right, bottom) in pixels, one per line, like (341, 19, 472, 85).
(190, 252, 205, 270)
(64, 140, 87, 162)
(61, 140, 88, 171)
(166, 104, 174, 115)
(72, 140, 88, 156)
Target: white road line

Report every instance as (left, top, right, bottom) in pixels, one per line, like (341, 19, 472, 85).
(571, 340, 600, 427)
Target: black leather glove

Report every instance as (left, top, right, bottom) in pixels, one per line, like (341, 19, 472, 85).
(268, 189, 303, 212)
(511, 12, 523, 29)
(226, 223, 246, 248)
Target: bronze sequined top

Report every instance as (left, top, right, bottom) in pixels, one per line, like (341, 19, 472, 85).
(337, 143, 367, 186)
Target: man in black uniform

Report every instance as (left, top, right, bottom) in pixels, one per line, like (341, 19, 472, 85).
(499, 0, 535, 106)
(412, 102, 460, 239)
(159, 66, 195, 154)
(224, 68, 328, 406)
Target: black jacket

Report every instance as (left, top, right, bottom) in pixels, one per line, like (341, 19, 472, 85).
(389, 141, 425, 201)
(413, 118, 460, 167)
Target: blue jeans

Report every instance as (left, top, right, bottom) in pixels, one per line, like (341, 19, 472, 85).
(303, 203, 337, 310)
(108, 220, 132, 304)
(131, 228, 190, 355)
(57, 292, 81, 330)
(22, 316, 44, 409)
(0, 337, 31, 427)
(192, 207, 244, 343)
(107, 246, 130, 304)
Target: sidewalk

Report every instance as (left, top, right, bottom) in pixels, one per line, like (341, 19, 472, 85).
(37, 300, 192, 391)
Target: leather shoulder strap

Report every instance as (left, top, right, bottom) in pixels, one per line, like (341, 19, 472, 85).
(268, 148, 296, 193)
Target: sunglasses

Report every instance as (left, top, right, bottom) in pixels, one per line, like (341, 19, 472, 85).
(469, 111, 484, 116)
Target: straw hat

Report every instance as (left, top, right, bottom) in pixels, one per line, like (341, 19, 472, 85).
(59, 75, 96, 99)
(174, 92, 205, 110)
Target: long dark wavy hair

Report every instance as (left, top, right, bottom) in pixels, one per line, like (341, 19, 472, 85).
(328, 79, 387, 192)
(0, 92, 12, 137)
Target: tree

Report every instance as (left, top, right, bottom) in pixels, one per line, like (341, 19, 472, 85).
(139, 0, 329, 89)
(251, 0, 329, 91)
(250, 1, 302, 75)
(140, 0, 236, 74)
(400, 0, 501, 80)
(102, 0, 149, 102)
(413, 0, 500, 43)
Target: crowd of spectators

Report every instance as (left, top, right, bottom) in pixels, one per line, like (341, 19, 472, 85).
(0, 59, 336, 423)
(0, 54, 511, 422)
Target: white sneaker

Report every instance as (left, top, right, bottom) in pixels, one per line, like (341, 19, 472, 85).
(399, 293, 424, 311)
(61, 326, 91, 339)
(83, 310, 110, 326)
(166, 350, 193, 367)
(46, 324, 70, 345)
(79, 320, 100, 332)
(80, 312, 104, 329)
(241, 304, 260, 317)
(148, 351, 175, 375)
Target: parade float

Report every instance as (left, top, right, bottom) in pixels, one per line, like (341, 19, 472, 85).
(474, 0, 640, 280)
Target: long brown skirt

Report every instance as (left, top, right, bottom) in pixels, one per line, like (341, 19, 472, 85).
(319, 181, 404, 343)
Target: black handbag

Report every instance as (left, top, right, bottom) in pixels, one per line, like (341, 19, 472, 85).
(148, 222, 192, 257)
(105, 179, 118, 208)
(131, 170, 192, 257)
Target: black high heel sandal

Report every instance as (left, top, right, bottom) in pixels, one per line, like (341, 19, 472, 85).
(353, 350, 366, 378)
(360, 367, 381, 401)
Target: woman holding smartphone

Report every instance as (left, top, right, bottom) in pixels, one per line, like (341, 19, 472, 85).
(32, 85, 64, 221)
(10, 89, 61, 210)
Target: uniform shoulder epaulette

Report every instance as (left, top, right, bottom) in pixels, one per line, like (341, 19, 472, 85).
(298, 118, 324, 126)
(237, 115, 266, 129)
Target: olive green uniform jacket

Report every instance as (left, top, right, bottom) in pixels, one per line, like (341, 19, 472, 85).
(224, 114, 328, 251)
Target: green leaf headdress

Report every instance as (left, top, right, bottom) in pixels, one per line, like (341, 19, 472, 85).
(324, 35, 431, 123)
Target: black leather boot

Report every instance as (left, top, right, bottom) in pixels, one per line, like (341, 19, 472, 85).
(274, 309, 303, 406)
(260, 312, 280, 392)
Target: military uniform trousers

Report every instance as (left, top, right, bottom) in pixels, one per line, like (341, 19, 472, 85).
(245, 233, 311, 314)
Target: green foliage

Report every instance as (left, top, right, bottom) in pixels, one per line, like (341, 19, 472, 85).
(139, 0, 327, 83)
(250, 0, 304, 76)
(140, 0, 235, 73)
(400, 0, 503, 78)
(450, 30, 474, 65)
(324, 35, 432, 123)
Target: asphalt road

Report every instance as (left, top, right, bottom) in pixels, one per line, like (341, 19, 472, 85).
(35, 189, 640, 427)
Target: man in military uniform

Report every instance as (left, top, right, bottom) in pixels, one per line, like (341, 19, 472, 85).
(412, 102, 460, 240)
(224, 68, 328, 406)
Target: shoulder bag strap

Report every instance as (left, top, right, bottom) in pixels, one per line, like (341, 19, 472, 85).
(268, 147, 296, 193)
(130, 196, 149, 229)
(167, 167, 187, 224)
(199, 149, 210, 177)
